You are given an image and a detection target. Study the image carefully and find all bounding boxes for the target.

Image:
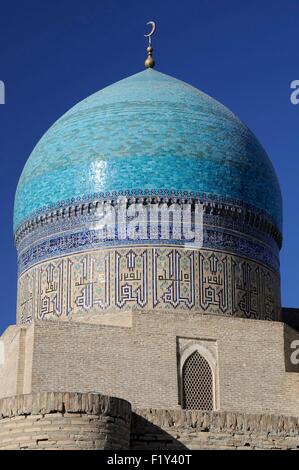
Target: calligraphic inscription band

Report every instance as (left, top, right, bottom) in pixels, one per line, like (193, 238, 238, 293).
(17, 246, 280, 324)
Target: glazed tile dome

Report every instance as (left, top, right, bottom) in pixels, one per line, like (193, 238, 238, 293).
(14, 68, 282, 232)
(15, 67, 283, 323)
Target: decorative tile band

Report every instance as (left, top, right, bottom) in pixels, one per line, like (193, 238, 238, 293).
(14, 191, 282, 247)
(15, 196, 281, 275)
(17, 246, 280, 324)
(17, 226, 279, 275)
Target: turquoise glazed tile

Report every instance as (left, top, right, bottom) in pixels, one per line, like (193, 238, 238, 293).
(14, 69, 282, 231)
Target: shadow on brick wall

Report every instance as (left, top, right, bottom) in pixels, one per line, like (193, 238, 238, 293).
(130, 413, 188, 450)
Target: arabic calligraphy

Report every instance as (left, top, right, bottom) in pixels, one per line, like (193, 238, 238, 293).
(17, 247, 280, 323)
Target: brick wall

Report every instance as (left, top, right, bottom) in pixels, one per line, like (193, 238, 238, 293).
(30, 313, 299, 416)
(0, 393, 298, 450)
(0, 392, 131, 450)
(131, 409, 299, 450)
(1, 312, 298, 417)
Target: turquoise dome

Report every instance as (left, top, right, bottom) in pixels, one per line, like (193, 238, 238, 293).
(14, 68, 282, 232)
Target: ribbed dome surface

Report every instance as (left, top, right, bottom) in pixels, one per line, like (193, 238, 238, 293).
(14, 68, 282, 231)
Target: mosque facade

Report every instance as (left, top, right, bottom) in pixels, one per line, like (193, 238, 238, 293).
(0, 45, 298, 449)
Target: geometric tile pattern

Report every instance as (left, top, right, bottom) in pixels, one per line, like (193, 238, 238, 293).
(15, 197, 281, 274)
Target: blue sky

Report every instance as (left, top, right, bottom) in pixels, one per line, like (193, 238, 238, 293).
(0, 0, 298, 333)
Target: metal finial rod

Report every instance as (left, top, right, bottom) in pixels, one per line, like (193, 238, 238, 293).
(144, 21, 156, 68)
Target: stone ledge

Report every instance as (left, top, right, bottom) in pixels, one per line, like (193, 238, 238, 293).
(0, 392, 131, 421)
(132, 409, 299, 435)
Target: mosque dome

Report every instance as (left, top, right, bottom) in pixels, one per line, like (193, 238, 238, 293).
(14, 67, 283, 324)
(14, 68, 282, 232)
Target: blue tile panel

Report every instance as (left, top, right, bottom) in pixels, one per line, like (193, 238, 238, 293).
(14, 68, 282, 232)
(16, 198, 280, 275)
(17, 228, 279, 275)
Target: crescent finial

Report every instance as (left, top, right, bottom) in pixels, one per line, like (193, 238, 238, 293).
(144, 21, 156, 40)
(144, 20, 156, 69)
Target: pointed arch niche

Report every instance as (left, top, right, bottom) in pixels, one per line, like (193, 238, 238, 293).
(178, 340, 218, 410)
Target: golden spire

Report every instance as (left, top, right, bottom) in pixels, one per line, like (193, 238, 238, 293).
(144, 21, 156, 68)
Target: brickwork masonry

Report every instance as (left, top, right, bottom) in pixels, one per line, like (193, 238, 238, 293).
(131, 409, 299, 450)
(0, 392, 131, 450)
(0, 393, 298, 450)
